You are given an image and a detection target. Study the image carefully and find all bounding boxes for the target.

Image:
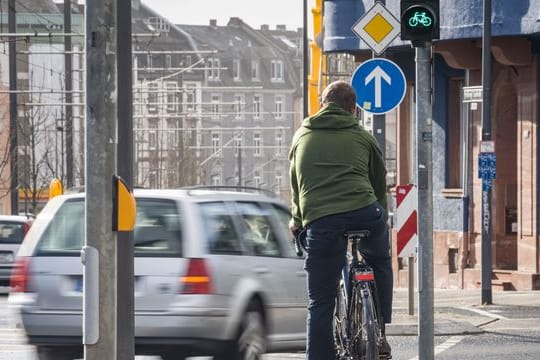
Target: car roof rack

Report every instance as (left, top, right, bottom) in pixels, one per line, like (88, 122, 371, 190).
(182, 185, 277, 198)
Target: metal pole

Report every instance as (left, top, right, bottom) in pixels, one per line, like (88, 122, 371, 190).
(416, 45, 434, 360)
(372, 0, 386, 158)
(408, 257, 414, 315)
(303, 0, 309, 118)
(8, 0, 18, 215)
(65, 0, 74, 188)
(116, 0, 134, 357)
(84, 0, 117, 358)
(481, 0, 493, 306)
(237, 133, 242, 190)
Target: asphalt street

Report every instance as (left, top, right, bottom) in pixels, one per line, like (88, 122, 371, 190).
(1, 289, 539, 359)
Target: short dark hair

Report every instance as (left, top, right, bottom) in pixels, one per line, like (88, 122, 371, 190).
(321, 80, 357, 112)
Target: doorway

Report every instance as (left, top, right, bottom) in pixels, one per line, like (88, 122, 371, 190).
(493, 83, 518, 270)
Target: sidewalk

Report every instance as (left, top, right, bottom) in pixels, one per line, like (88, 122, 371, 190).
(387, 288, 540, 336)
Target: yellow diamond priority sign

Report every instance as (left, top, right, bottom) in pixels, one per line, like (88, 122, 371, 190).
(352, 2, 400, 55)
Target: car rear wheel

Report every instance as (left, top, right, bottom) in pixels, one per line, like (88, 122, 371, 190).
(217, 305, 266, 360)
(36, 346, 81, 360)
(160, 352, 187, 360)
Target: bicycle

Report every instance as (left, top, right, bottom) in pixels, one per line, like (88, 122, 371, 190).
(408, 11, 432, 28)
(293, 229, 389, 360)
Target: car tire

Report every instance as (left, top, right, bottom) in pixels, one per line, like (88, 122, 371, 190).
(218, 303, 266, 360)
(160, 353, 187, 360)
(36, 346, 80, 360)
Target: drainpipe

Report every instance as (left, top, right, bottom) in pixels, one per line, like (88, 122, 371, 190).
(461, 69, 471, 288)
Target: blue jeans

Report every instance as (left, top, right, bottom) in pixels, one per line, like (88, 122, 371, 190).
(304, 202, 393, 360)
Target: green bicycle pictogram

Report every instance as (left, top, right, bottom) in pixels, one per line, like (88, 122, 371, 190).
(408, 11, 432, 28)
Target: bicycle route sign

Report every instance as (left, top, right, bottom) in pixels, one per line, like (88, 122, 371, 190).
(351, 58, 406, 115)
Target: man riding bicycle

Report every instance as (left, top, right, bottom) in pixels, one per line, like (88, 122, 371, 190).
(288, 81, 393, 360)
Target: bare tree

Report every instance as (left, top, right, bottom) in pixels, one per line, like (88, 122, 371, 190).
(19, 96, 57, 215)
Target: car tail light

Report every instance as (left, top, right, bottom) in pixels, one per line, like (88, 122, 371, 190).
(10, 257, 30, 293)
(180, 258, 212, 294)
(23, 222, 30, 235)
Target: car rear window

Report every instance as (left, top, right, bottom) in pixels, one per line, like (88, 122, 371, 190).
(36, 198, 183, 256)
(0, 221, 26, 244)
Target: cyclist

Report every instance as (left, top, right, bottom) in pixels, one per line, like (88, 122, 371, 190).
(288, 80, 393, 360)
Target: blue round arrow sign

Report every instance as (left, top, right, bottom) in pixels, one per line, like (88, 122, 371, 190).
(351, 58, 406, 115)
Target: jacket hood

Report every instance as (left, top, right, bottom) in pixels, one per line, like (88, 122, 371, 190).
(302, 103, 358, 130)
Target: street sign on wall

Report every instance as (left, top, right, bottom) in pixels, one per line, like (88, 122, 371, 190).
(351, 58, 406, 115)
(396, 184, 418, 258)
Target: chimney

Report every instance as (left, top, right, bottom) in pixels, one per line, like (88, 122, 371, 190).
(276, 24, 287, 31)
(260, 24, 270, 31)
(209, 19, 217, 27)
(228, 17, 242, 27)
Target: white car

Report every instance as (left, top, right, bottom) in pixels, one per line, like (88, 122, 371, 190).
(0, 215, 33, 293)
(9, 188, 307, 360)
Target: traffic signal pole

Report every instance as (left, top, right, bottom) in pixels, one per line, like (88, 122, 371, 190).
(416, 45, 434, 360)
(400, 1, 439, 358)
(84, 0, 117, 358)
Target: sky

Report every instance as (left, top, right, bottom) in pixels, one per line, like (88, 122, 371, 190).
(141, 0, 304, 31)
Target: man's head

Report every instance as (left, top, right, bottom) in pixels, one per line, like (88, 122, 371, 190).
(320, 80, 357, 113)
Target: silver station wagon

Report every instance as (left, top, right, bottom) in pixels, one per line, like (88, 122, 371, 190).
(0, 215, 33, 293)
(8, 188, 307, 360)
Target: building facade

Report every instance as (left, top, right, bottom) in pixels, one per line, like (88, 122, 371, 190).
(323, 0, 540, 290)
(0, 0, 84, 214)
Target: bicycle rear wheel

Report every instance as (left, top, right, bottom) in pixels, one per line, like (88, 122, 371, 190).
(333, 280, 348, 358)
(361, 286, 380, 360)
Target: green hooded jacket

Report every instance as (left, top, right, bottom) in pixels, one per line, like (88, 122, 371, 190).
(289, 103, 387, 228)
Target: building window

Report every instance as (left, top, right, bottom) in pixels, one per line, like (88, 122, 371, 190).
(147, 54, 153, 70)
(211, 174, 221, 186)
(184, 83, 196, 113)
(251, 60, 259, 80)
(275, 171, 283, 192)
(211, 132, 221, 156)
(275, 131, 283, 155)
(149, 171, 157, 188)
(208, 58, 220, 80)
(254, 171, 261, 187)
(253, 132, 262, 157)
(211, 94, 221, 117)
(167, 170, 176, 187)
(184, 55, 192, 72)
(234, 135, 243, 157)
(446, 78, 464, 189)
(166, 82, 177, 113)
(166, 54, 172, 69)
(147, 82, 158, 114)
(274, 95, 284, 119)
(148, 121, 158, 149)
(233, 59, 241, 81)
(167, 121, 176, 148)
(271, 60, 283, 81)
(253, 95, 262, 119)
(234, 94, 244, 120)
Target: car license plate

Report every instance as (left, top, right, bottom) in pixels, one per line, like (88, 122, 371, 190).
(0, 251, 13, 264)
(74, 276, 83, 292)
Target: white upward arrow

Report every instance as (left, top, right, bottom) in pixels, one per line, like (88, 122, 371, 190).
(365, 66, 391, 108)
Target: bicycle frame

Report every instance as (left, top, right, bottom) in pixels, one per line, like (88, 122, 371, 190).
(335, 231, 387, 360)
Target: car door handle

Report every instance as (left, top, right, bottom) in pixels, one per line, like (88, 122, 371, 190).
(296, 271, 306, 277)
(254, 267, 270, 275)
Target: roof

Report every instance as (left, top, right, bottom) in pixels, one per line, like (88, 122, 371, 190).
(14, 0, 60, 14)
(177, 18, 300, 90)
(132, 3, 200, 55)
(323, 0, 540, 53)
